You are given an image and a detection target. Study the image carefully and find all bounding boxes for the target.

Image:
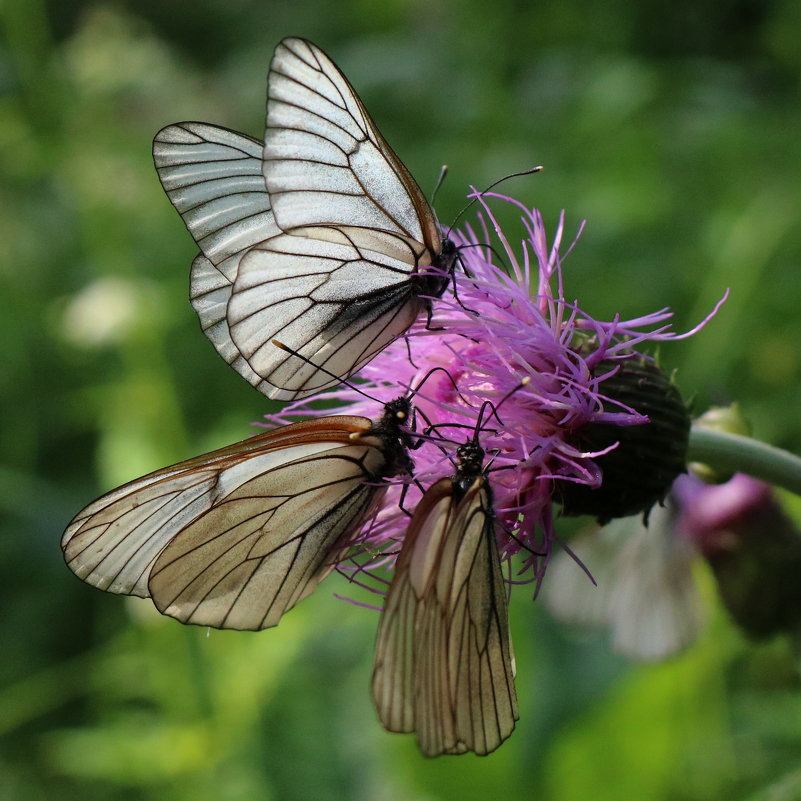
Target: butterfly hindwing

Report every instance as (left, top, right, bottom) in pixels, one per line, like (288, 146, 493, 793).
(227, 226, 425, 397)
(146, 437, 387, 630)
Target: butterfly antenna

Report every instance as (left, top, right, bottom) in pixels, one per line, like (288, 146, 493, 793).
(407, 365, 472, 407)
(473, 376, 532, 432)
(271, 340, 380, 403)
(455, 240, 511, 273)
(413, 374, 533, 446)
(422, 377, 533, 462)
(445, 166, 544, 238)
(431, 164, 448, 207)
(495, 375, 532, 417)
(451, 375, 534, 478)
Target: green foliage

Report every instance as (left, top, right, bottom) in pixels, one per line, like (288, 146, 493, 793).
(3, 0, 801, 797)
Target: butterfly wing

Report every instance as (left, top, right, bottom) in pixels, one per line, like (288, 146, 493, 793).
(154, 42, 449, 400)
(608, 506, 702, 660)
(62, 416, 393, 630)
(153, 121, 275, 279)
(153, 122, 278, 388)
(227, 225, 426, 398)
(188, 253, 265, 387)
(545, 507, 702, 661)
(235, 37, 449, 399)
(264, 37, 440, 249)
(373, 477, 519, 756)
(543, 524, 623, 630)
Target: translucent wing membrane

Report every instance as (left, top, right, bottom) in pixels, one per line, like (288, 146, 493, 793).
(153, 122, 276, 278)
(372, 477, 519, 756)
(228, 226, 426, 398)
(545, 509, 702, 661)
(188, 253, 265, 388)
(153, 122, 278, 389)
(265, 37, 440, 249)
(62, 416, 398, 631)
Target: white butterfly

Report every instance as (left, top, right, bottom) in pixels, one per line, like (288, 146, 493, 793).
(153, 37, 457, 401)
(544, 504, 703, 661)
(372, 438, 519, 756)
(62, 400, 415, 630)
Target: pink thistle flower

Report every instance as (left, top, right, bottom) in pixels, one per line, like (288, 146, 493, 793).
(266, 192, 720, 589)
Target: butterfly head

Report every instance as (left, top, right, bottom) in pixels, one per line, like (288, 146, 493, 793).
(455, 438, 485, 478)
(383, 395, 412, 421)
(357, 396, 416, 477)
(435, 237, 460, 288)
(412, 237, 459, 302)
(436, 236, 458, 270)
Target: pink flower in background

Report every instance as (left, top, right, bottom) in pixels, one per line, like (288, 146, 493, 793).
(546, 472, 801, 659)
(678, 474, 801, 639)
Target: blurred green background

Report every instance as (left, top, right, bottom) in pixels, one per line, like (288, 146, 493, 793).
(3, 0, 801, 798)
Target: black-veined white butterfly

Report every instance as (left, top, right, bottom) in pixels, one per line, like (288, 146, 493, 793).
(62, 399, 415, 630)
(372, 436, 519, 756)
(544, 503, 703, 661)
(153, 37, 457, 401)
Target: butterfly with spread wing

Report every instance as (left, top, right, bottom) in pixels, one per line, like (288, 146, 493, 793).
(62, 398, 416, 631)
(153, 37, 457, 401)
(372, 433, 519, 756)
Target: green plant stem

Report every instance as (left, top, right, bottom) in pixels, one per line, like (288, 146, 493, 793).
(688, 428, 801, 497)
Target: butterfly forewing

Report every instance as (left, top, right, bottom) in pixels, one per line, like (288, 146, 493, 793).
(153, 122, 275, 278)
(372, 483, 451, 736)
(265, 38, 440, 248)
(447, 482, 518, 755)
(373, 476, 519, 757)
(153, 123, 280, 389)
(62, 415, 402, 630)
